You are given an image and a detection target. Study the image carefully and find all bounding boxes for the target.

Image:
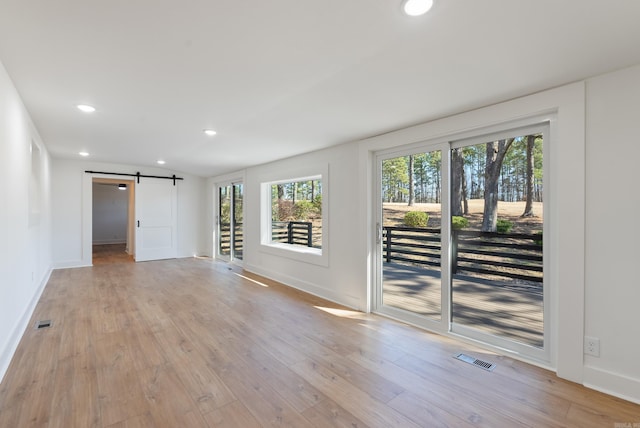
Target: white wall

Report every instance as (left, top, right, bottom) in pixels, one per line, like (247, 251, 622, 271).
(177, 170, 207, 258)
(92, 183, 128, 244)
(52, 159, 206, 267)
(0, 62, 52, 382)
(240, 143, 366, 310)
(583, 64, 640, 402)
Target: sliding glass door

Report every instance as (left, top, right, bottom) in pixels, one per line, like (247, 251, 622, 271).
(375, 123, 548, 361)
(449, 126, 547, 358)
(217, 182, 243, 262)
(377, 149, 445, 329)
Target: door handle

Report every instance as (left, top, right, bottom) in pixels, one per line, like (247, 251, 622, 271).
(137, 220, 140, 228)
(376, 222, 382, 244)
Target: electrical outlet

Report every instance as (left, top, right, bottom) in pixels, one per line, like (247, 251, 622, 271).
(584, 336, 600, 357)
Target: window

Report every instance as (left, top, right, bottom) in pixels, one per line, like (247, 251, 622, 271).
(270, 178, 322, 249)
(261, 171, 327, 265)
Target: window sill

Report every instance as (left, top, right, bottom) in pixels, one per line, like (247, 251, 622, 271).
(260, 242, 327, 267)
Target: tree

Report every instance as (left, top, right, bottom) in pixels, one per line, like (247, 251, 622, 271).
(482, 139, 514, 232)
(412, 151, 442, 203)
(408, 155, 415, 206)
(462, 165, 469, 215)
(451, 148, 465, 216)
(382, 157, 409, 202)
(430, 151, 442, 203)
(521, 134, 536, 217)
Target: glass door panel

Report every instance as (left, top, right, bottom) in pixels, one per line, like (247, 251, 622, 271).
(450, 132, 545, 349)
(232, 183, 243, 260)
(380, 151, 442, 321)
(218, 185, 231, 259)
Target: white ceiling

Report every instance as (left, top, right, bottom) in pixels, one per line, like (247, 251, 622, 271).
(1, 0, 640, 177)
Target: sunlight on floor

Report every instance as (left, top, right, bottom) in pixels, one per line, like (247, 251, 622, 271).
(314, 306, 367, 319)
(234, 273, 270, 287)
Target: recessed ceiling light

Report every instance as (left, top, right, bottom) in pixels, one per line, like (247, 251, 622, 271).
(402, 0, 434, 16)
(203, 129, 217, 136)
(157, 160, 166, 165)
(79, 151, 89, 157)
(77, 104, 96, 113)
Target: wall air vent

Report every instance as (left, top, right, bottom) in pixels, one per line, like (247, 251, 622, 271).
(35, 320, 52, 329)
(454, 353, 496, 372)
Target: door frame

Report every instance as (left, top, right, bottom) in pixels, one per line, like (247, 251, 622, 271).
(91, 177, 135, 256)
(372, 119, 552, 365)
(373, 141, 451, 335)
(83, 173, 136, 266)
(447, 122, 551, 363)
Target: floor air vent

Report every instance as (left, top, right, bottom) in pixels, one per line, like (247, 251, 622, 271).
(35, 320, 52, 329)
(454, 353, 496, 372)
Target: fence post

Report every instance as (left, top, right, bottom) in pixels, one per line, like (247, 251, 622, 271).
(385, 228, 392, 263)
(306, 222, 312, 247)
(287, 222, 293, 244)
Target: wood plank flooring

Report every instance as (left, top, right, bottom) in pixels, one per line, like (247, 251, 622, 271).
(93, 243, 134, 265)
(1, 257, 638, 427)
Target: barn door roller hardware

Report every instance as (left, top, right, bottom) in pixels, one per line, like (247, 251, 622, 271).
(85, 170, 183, 185)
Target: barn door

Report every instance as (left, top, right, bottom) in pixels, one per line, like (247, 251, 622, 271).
(135, 178, 178, 262)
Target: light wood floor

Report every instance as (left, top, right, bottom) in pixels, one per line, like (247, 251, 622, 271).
(0, 259, 638, 427)
(93, 243, 134, 265)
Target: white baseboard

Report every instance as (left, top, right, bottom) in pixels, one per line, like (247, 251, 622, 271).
(52, 260, 92, 269)
(583, 365, 640, 405)
(0, 267, 51, 384)
(243, 263, 363, 311)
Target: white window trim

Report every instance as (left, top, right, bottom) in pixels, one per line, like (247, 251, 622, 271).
(260, 167, 329, 267)
(361, 82, 585, 383)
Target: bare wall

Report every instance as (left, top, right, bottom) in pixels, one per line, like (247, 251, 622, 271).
(0, 61, 52, 382)
(584, 63, 640, 402)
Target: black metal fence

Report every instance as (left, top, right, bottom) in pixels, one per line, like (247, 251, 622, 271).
(383, 226, 542, 283)
(272, 221, 313, 247)
(219, 223, 244, 258)
(220, 221, 312, 255)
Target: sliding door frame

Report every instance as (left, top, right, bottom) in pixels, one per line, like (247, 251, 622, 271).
(448, 121, 551, 363)
(373, 140, 451, 335)
(215, 180, 244, 265)
(372, 116, 553, 366)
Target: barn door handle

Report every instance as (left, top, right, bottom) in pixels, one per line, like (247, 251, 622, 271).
(137, 220, 140, 228)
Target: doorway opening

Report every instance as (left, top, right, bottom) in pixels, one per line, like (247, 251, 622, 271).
(92, 178, 135, 264)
